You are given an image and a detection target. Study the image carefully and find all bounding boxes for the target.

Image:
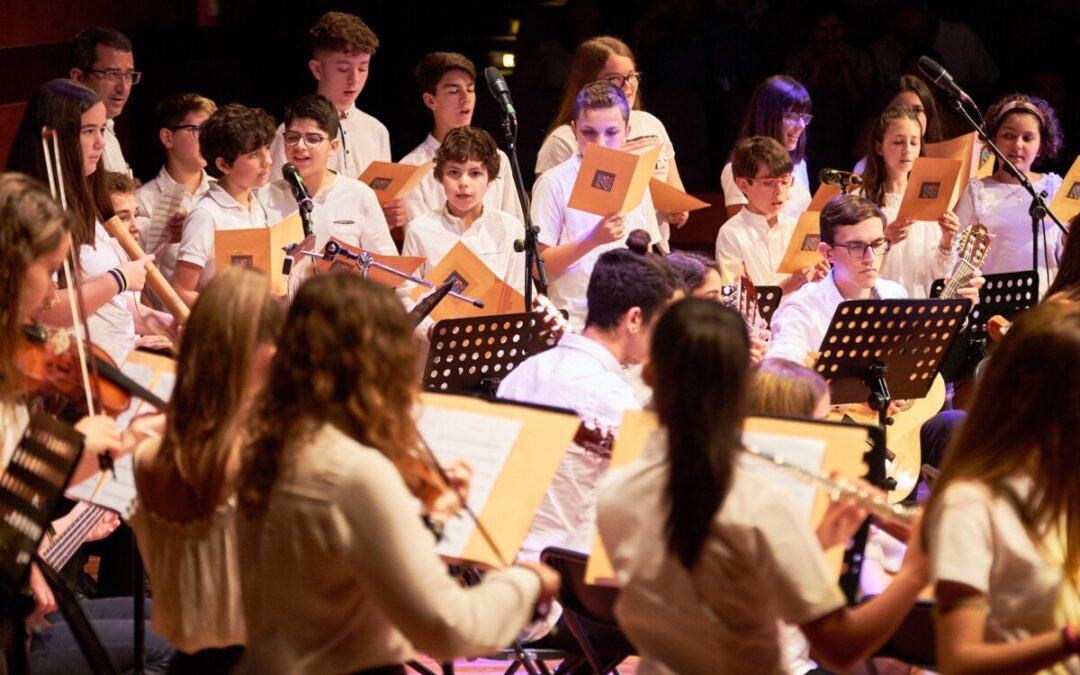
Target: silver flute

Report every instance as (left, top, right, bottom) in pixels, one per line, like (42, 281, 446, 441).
(742, 445, 918, 525)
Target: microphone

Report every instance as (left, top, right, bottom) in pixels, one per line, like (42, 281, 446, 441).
(819, 168, 863, 188)
(282, 163, 314, 214)
(917, 56, 977, 109)
(484, 66, 517, 120)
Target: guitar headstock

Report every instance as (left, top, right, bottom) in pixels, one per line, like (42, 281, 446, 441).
(956, 224, 992, 269)
(533, 294, 570, 343)
(573, 418, 617, 459)
(720, 273, 761, 328)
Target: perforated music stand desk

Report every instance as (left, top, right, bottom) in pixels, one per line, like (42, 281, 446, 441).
(930, 270, 1039, 381)
(756, 285, 783, 328)
(814, 298, 971, 414)
(422, 311, 561, 397)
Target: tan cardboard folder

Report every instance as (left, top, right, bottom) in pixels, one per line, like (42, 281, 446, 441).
(1050, 155, 1080, 225)
(408, 241, 524, 323)
(896, 157, 964, 220)
(358, 160, 432, 205)
(777, 210, 825, 274)
(568, 144, 662, 216)
(214, 213, 304, 296)
(925, 132, 993, 186)
(648, 178, 710, 213)
(807, 182, 842, 212)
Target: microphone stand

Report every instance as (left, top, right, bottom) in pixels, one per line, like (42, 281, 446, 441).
(946, 96, 1067, 280)
(496, 111, 548, 311)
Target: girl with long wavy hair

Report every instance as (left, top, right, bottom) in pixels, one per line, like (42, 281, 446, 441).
(924, 300, 1080, 673)
(236, 273, 558, 674)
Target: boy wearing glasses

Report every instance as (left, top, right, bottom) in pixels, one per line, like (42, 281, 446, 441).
(263, 95, 396, 256)
(715, 136, 828, 294)
(393, 52, 523, 229)
(69, 26, 141, 175)
(173, 104, 276, 304)
(269, 12, 389, 183)
(136, 93, 217, 283)
(530, 81, 662, 331)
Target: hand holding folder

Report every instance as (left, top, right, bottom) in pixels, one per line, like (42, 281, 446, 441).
(896, 157, 964, 221)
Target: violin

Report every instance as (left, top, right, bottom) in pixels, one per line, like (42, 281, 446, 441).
(15, 324, 167, 417)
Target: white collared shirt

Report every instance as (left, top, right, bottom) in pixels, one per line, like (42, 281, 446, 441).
(80, 220, 136, 365)
(102, 118, 130, 175)
(261, 172, 398, 255)
(598, 429, 846, 675)
(136, 167, 214, 282)
(767, 271, 907, 365)
(177, 183, 268, 290)
(721, 159, 812, 222)
(531, 153, 662, 332)
(269, 105, 390, 182)
(401, 204, 527, 294)
(399, 134, 524, 225)
(497, 332, 641, 562)
(715, 208, 799, 286)
(873, 192, 956, 299)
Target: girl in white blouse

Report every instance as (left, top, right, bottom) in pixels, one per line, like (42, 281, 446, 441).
(858, 105, 959, 298)
(130, 267, 284, 674)
(955, 94, 1066, 295)
(237, 274, 558, 674)
(924, 300, 1080, 673)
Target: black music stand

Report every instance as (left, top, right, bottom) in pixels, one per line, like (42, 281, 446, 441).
(930, 270, 1040, 381)
(423, 312, 562, 397)
(756, 285, 783, 329)
(814, 298, 971, 428)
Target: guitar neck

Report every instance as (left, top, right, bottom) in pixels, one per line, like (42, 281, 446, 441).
(941, 259, 978, 300)
(43, 502, 109, 570)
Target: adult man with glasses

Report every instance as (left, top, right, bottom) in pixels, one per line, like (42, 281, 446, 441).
(767, 194, 980, 366)
(69, 26, 141, 175)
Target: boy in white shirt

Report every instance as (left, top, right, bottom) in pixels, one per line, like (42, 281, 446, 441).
(269, 12, 389, 185)
(394, 52, 523, 228)
(263, 94, 396, 256)
(530, 81, 662, 331)
(136, 93, 217, 284)
(174, 104, 276, 305)
(715, 135, 828, 294)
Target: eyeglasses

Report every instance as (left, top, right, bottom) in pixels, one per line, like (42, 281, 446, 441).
(283, 132, 329, 147)
(167, 124, 201, 138)
(831, 238, 890, 258)
(603, 71, 642, 88)
(747, 175, 795, 190)
(83, 68, 142, 85)
(782, 112, 813, 126)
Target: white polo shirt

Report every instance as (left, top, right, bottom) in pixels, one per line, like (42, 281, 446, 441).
(497, 332, 641, 562)
(531, 153, 662, 331)
(136, 167, 214, 282)
(766, 271, 907, 365)
(177, 183, 268, 291)
(873, 191, 955, 299)
(715, 208, 799, 286)
(399, 134, 523, 225)
(269, 105, 390, 182)
(262, 172, 398, 255)
(102, 119, 130, 176)
(80, 220, 136, 365)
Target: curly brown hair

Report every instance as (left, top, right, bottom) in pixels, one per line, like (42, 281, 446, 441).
(309, 11, 379, 56)
(984, 93, 1064, 164)
(159, 267, 283, 518)
(199, 104, 276, 179)
(433, 126, 500, 182)
(0, 172, 72, 405)
(239, 274, 421, 515)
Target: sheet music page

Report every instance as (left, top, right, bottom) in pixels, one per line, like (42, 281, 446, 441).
(143, 183, 186, 252)
(740, 430, 827, 518)
(66, 454, 137, 517)
(416, 406, 523, 559)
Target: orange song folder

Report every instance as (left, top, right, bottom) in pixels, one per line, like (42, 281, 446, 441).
(896, 157, 964, 221)
(357, 160, 433, 205)
(568, 143, 661, 217)
(926, 132, 994, 188)
(648, 178, 710, 212)
(807, 182, 842, 212)
(408, 241, 524, 323)
(777, 210, 825, 274)
(1050, 155, 1080, 226)
(214, 212, 304, 296)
